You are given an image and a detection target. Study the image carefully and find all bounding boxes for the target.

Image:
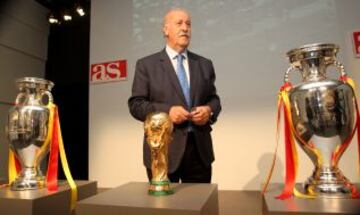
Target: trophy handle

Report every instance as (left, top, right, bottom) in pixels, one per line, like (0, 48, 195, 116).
(284, 65, 301, 83)
(326, 60, 347, 77)
(40, 90, 53, 106)
(284, 60, 347, 83)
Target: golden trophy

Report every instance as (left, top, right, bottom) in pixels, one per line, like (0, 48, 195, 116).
(144, 112, 174, 196)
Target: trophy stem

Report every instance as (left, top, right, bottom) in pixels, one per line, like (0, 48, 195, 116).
(304, 166, 352, 198)
(11, 167, 45, 191)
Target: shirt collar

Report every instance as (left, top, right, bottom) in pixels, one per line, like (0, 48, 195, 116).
(165, 45, 188, 60)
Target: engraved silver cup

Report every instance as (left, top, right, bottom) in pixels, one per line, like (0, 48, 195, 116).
(6, 77, 54, 190)
(285, 43, 356, 198)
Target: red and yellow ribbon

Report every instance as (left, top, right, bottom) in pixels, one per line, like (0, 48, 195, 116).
(8, 150, 21, 184)
(341, 75, 360, 198)
(46, 103, 78, 210)
(262, 82, 304, 199)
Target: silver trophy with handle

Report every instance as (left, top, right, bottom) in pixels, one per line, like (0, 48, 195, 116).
(284, 43, 357, 198)
(6, 77, 54, 190)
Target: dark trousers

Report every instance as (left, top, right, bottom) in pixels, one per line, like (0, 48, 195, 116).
(147, 132, 212, 183)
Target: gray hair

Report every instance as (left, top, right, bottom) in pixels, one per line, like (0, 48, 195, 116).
(162, 8, 191, 37)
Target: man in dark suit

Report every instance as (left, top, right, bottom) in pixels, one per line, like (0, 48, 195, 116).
(128, 8, 221, 183)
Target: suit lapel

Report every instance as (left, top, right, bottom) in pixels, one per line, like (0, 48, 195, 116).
(159, 50, 187, 106)
(188, 51, 200, 107)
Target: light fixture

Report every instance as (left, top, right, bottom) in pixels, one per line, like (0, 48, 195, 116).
(45, 2, 88, 25)
(76, 5, 85, 16)
(63, 14, 72, 21)
(63, 10, 72, 21)
(48, 13, 59, 24)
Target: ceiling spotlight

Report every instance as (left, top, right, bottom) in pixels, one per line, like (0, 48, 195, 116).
(76, 5, 85, 16)
(48, 13, 59, 24)
(63, 12, 72, 21)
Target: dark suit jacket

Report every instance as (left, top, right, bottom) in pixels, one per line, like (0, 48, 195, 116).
(128, 49, 221, 173)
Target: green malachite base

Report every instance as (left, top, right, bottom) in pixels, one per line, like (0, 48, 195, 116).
(148, 189, 174, 196)
(148, 180, 174, 196)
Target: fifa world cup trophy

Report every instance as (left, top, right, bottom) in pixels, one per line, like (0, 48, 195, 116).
(144, 112, 174, 196)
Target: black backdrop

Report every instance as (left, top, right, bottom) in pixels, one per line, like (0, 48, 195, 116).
(45, 11, 90, 180)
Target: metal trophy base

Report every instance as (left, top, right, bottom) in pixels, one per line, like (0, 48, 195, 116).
(0, 180, 97, 215)
(263, 183, 360, 215)
(10, 167, 45, 191)
(304, 167, 352, 198)
(77, 182, 219, 215)
(148, 180, 174, 196)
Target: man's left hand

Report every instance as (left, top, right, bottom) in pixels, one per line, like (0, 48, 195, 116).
(190, 105, 212, 126)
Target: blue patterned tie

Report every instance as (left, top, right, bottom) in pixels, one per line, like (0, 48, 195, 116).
(176, 54, 191, 108)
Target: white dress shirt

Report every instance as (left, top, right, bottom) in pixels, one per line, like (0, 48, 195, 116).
(165, 45, 190, 84)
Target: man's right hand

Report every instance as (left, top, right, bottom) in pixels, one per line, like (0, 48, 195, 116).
(169, 106, 191, 124)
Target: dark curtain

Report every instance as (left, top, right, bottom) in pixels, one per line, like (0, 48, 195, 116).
(45, 11, 90, 180)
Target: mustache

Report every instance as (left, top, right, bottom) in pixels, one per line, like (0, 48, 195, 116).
(178, 32, 190, 37)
